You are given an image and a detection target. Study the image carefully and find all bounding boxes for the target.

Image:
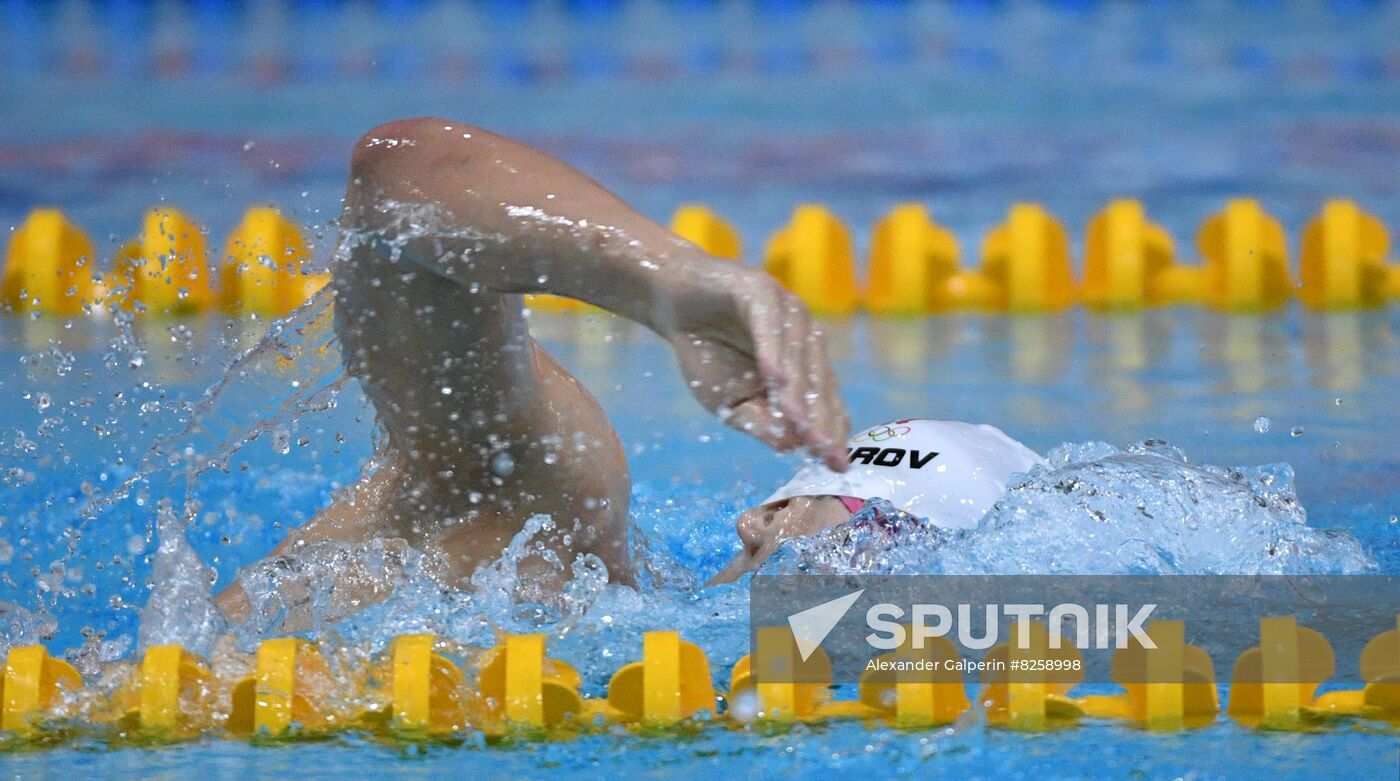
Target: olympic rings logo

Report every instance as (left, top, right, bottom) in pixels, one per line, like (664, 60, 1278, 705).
(852, 424, 912, 443)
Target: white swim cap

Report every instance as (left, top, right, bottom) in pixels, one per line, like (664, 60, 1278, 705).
(763, 419, 1045, 530)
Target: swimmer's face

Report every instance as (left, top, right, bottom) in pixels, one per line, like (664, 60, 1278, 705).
(705, 495, 852, 587)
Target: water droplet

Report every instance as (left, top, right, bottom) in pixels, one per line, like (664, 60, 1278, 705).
(490, 451, 515, 478)
(273, 427, 291, 454)
(729, 689, 759, 723)
(1252, 416, 1271, 434)
(1290, 427, 1304, 438)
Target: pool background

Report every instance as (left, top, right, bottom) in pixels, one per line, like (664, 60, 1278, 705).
(2, 0, 1400, 778)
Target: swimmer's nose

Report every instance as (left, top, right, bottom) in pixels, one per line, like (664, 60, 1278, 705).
(737, 502, 785, 549)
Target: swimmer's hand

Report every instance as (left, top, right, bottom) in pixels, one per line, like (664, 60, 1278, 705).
(664, 265, 850, 471)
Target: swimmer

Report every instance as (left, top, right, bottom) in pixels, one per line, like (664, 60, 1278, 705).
(706, 418, 1044, 585)
(215, 118, 850, 624)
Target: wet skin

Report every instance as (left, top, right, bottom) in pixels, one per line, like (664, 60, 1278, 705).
(216, 118, 849, 625)
(706, 495, 854, 586)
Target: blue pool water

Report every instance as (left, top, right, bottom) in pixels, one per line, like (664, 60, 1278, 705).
(3, 0, 1400, 778)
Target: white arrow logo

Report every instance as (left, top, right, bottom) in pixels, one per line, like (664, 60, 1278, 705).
(787, 589, 865, 662)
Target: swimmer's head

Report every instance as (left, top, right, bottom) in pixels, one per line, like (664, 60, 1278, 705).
(707, 420, 1044, 586)
(762, 418, 1044, 529)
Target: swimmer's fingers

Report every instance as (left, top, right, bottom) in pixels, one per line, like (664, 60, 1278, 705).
(728, 285, 803, 451)
(721, 395, 804, 453)
(744, 283, 848, 470)
(671, 326, 799, 451)
(802, 325, 851, 470)
(788, 318, 849, 471)
(742, 279, 793, 394)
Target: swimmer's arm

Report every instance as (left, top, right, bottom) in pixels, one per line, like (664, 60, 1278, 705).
(348, 119, 706, 331)
(347, 118, 850, 468)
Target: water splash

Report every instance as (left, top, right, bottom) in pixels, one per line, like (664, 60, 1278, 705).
(137, 500, 226, 657)
(79, 286, 349, 527)
(0, 600, 55, 655)
(235, 536, 417, 640)
(761, 439, 1373, 578)
(319, 513, 616, 649)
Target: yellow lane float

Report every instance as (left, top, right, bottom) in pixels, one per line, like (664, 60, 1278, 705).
(523, 294, 592, 313)
(1227, 616, 1335, 729)
(220, 206, 329, 316)
(1351, 616, 1400, 721)
(474, 633, 585, 732)
(604, 630, 716, 725)
(977, 621, 1085, 730)
(1299, 199, 1393, 310)
(1, 645, 83, 734)
(857, 631, 970, 727)
(764, 204, 861, 316)
(729, 626, 865, 722)
(113, 207, 215, 315)
(976, 203, 1076, 312)
(227, 638, 340, 737)
(1303, 615, 1400, 723)
(1083, 199, 1201, 309)
(1077, 620, 1219, 730)
(102, 644, 213, 737)
(1, 209, 103, 316)
(370, 633, 468, 735)
(8, 200, 1400, 317)
(7, 620, 1400, 745)
(865, 203, 961, 315)
(1196, 198, 1291, 312)
(4, 206, 325, 318)
(670, 204, 742, 260)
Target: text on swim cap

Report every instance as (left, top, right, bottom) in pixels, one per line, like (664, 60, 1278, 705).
(847, 447, 939, 469)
